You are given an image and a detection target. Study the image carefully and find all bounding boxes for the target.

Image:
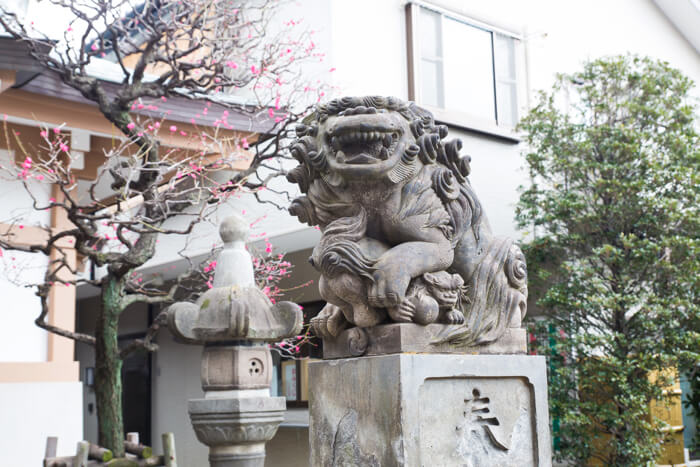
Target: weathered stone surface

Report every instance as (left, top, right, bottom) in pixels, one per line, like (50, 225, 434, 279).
(322, 323, 527, 359)
(201, 345, 272, 390)
(167, 286, 303, 344)
(166, 214, 303, 345)
(309, 354, 551, 467)
(189, 396, 286, 445)
(287, 96, 528, 351)
(167, 215, 297, 467)
(214, 215, 255, 289)
(189, 396, 285, 467)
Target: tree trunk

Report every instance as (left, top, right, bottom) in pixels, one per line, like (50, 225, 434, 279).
(95, 276, 125, 457)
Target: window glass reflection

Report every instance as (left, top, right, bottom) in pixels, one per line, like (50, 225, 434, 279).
(421, 59, 443, 108)
(443, 18, 496, 122)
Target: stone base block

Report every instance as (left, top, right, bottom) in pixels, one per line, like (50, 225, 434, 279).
(309, 354, 551, 467)
(322, 323, 527, 359)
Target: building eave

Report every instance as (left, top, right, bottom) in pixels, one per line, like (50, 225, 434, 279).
(0, 37, 277, 134)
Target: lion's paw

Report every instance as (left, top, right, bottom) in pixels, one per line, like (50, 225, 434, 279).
(368, 268, 410, 308)
(444, 309, 465, 325)
(388, 299, 416, 323)
(310, 304, 349, 339)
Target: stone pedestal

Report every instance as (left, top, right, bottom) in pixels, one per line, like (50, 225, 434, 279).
(309, 354, 551, 467)
(189, 395, 285, 467)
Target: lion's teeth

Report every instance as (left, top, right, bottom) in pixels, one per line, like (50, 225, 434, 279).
(383, 134, 393, 148)
(380, 147, 389, 159)
(336, 150, 346, 163)
(333, 130, 395, 147)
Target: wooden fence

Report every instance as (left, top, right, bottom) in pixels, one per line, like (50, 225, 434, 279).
(43, 432, 177, 467)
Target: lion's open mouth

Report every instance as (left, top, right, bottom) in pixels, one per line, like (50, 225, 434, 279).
(329, 122, 400, 165)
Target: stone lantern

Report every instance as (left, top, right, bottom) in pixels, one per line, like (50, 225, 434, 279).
(167, 215, 302, 467)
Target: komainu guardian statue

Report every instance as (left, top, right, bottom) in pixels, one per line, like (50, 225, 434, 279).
(287, 96, 528, 352)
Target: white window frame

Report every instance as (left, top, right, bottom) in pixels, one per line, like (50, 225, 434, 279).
(405, 1, 525, 141)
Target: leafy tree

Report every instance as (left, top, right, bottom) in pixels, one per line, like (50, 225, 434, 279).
(517, 55, 700, 466)
(683, 368, 700, 455)
(0, 0, 324, 457)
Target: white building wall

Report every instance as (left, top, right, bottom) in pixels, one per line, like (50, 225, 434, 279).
(325, 0, 700, 100)
(0, 381, 83, 465)
(0, 250, 49, 362)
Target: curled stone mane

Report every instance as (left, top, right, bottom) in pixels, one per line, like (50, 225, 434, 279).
(316, 96, 413, 121)
(313, 208, 376, 282)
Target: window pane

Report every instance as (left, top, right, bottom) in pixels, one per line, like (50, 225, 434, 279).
(421, 59, 443, 108)
(494, 34, 516, 80)
(420, 8, 442, 59)
(442, 18, 496, 122)
(497, 81, 518, 127)
(494, 33, 518, 126)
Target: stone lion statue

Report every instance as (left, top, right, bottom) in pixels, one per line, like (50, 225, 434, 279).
(287, 96, 527, 346)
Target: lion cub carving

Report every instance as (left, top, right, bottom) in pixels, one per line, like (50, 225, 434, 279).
(287, 96, 527, 346)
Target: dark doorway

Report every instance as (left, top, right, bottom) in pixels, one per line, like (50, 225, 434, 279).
(119, 333, 152, 445)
